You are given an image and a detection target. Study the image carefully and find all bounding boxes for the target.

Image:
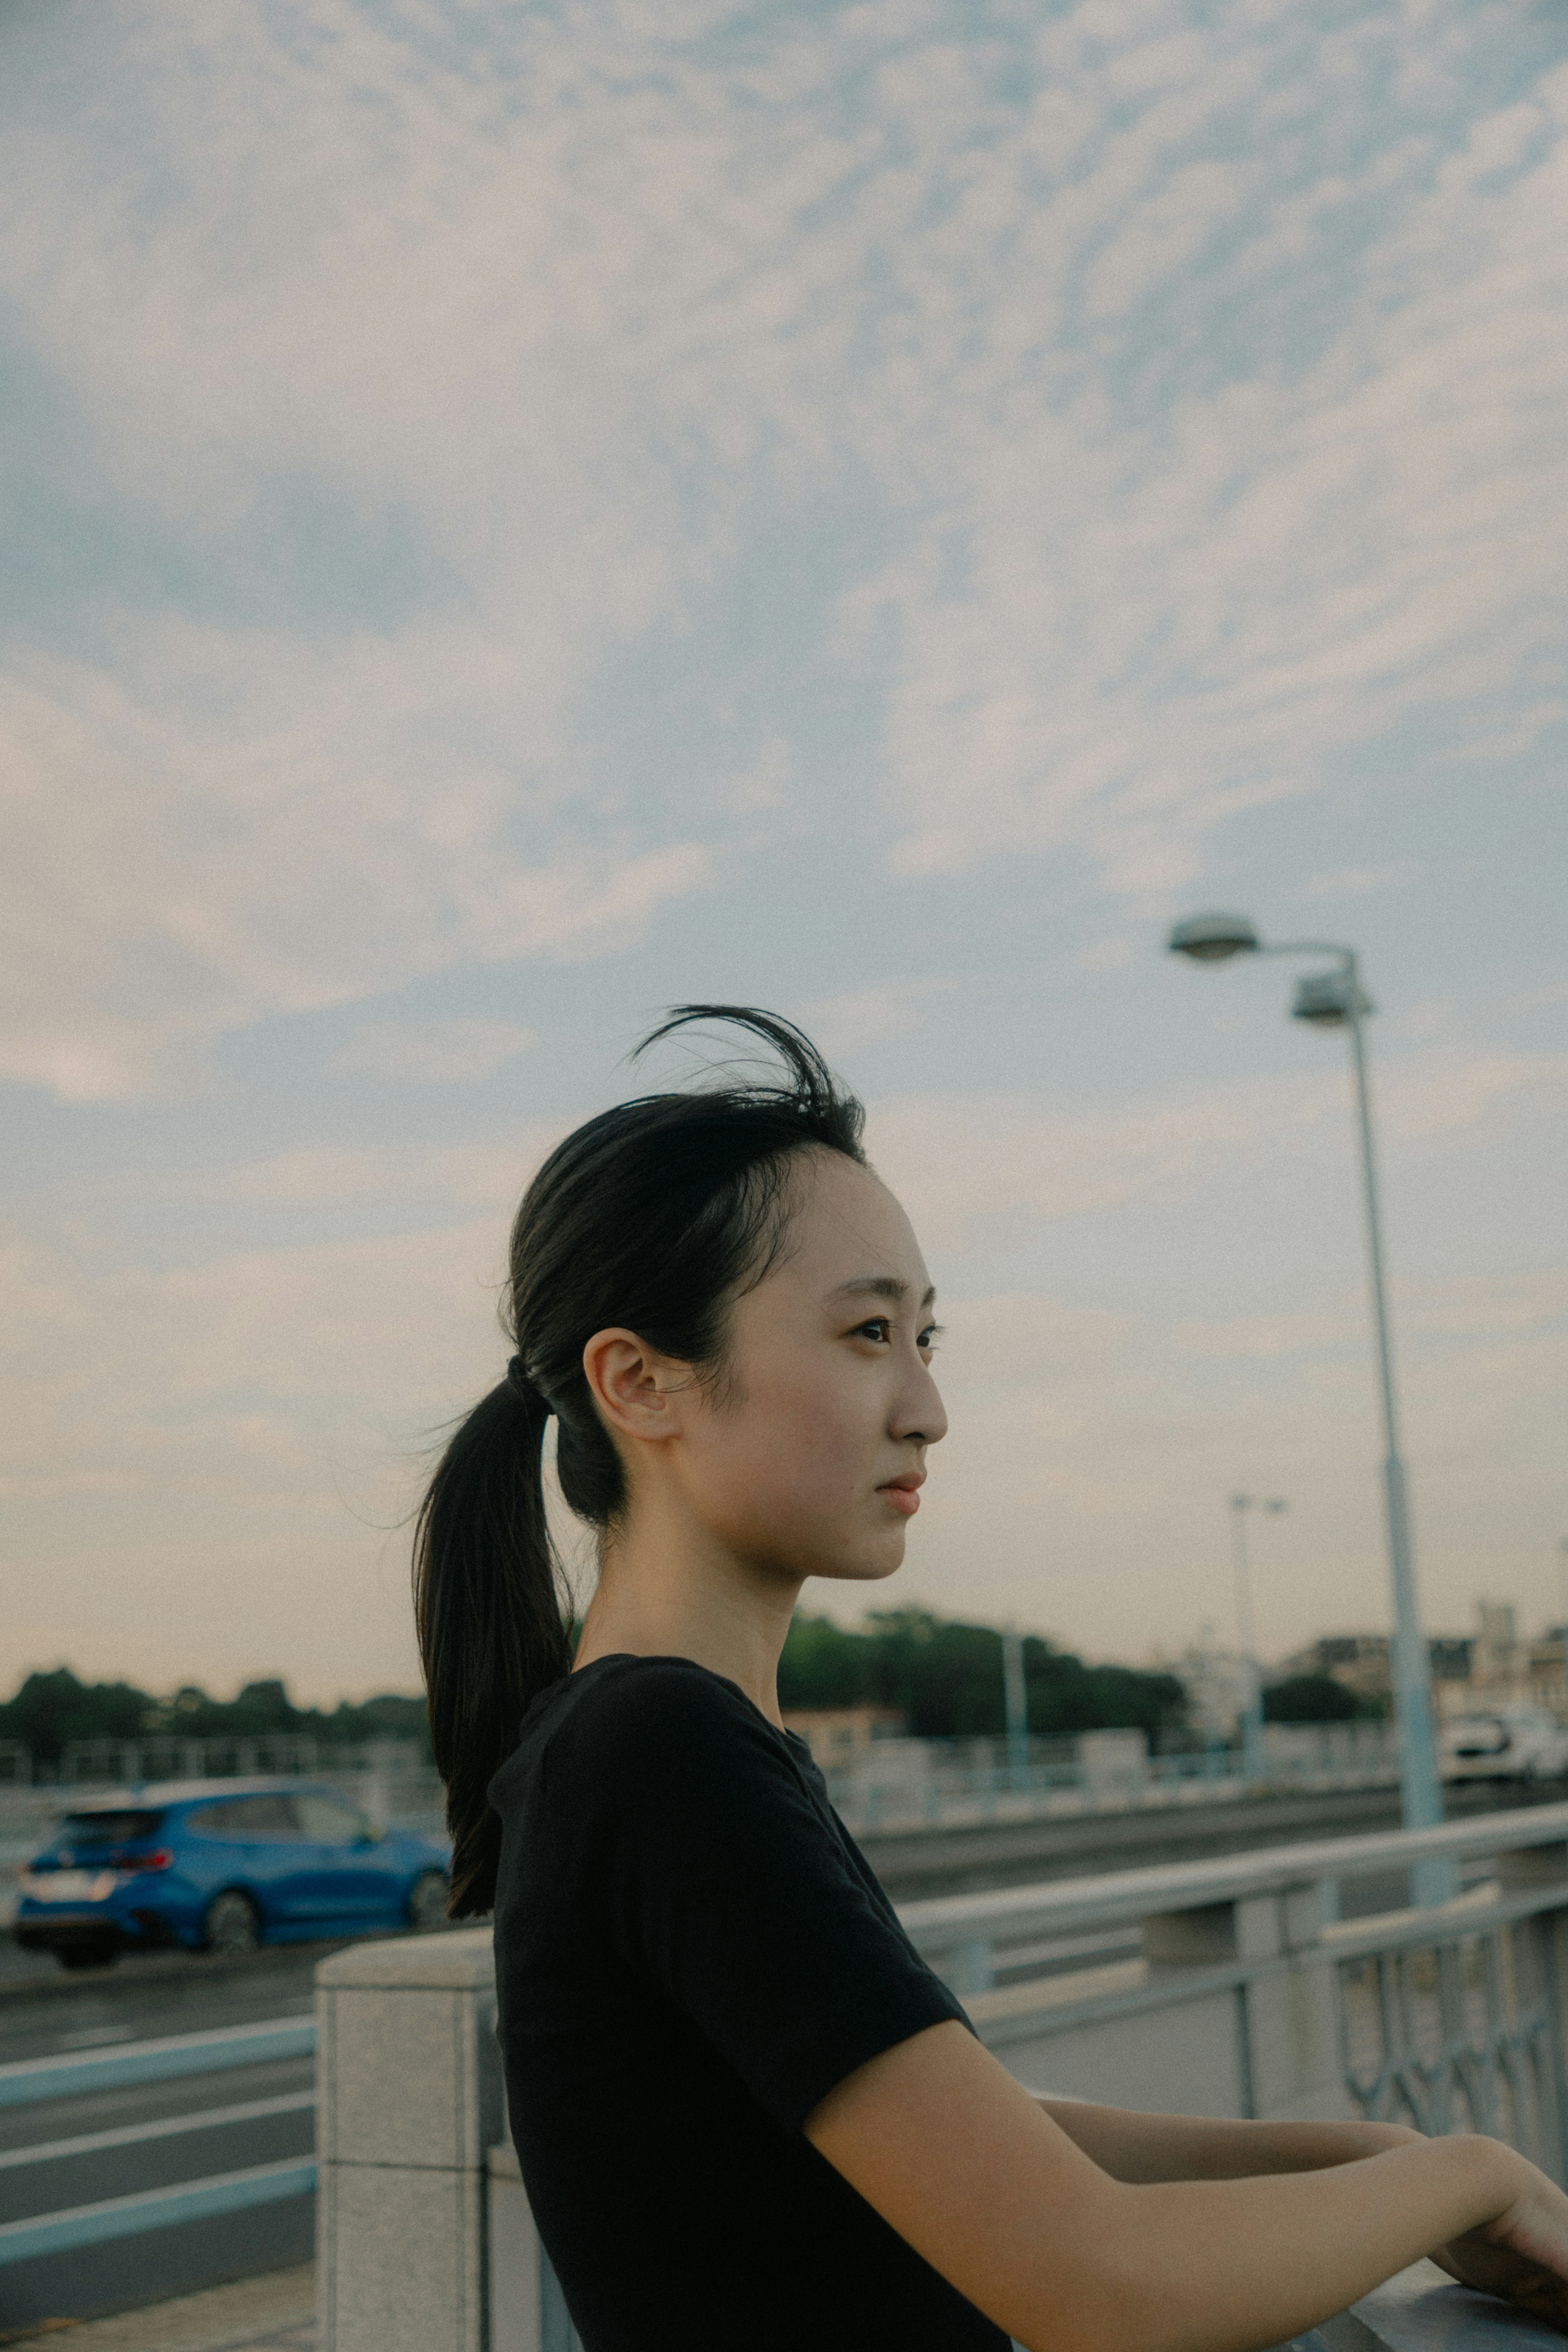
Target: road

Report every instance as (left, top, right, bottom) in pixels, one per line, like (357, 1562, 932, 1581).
(5, 1774, 1565, 2325)
(858, 1770, 1568, 1899)
(0, 2038, 316, 2326)
(0, 1943, 341, 2327)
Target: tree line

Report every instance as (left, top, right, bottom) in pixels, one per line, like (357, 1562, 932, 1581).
(778, 1609, 1189, 1742)
(0, 1668, 430, 1769)
(0, 1625, 1369, 1770)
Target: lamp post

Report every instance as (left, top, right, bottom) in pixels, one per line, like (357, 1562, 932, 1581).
(1230, 1495, 1287, 1781)
(1167, 914, 1448, 1901)
(1002, 1620, 1029, 1791)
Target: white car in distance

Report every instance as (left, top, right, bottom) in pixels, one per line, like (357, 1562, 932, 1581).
(1440, 1706, 1568, 1782)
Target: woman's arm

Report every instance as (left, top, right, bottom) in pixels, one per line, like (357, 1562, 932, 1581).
(805, 2020, 1568, 2352)
(1036, 2095, 1419, 2182)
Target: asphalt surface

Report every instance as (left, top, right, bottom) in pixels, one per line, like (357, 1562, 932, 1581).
(0, 1942, 350, 2327)
(0, 2044, 316, 2327)
(5, 1773, 1565, 2325)
(858, 1770, 1568, 1899)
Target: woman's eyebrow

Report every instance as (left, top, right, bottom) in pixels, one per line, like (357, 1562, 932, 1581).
(831, 1275, 938, 1309)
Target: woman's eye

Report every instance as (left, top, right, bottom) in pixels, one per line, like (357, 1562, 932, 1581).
(918, 1326, 939, 1353)
(855, 1318, 891, 1343)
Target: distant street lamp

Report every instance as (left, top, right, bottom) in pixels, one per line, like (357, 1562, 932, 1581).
(1168, 914, 1449, 1902)
(1230, 1495, 1287, 1781)
(1002, 1621, 1029, 1791)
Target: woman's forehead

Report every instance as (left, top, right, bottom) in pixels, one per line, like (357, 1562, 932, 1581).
(786, 1153, 929, 1289)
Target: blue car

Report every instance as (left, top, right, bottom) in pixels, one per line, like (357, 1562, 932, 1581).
(13, 1777, 452, 1969)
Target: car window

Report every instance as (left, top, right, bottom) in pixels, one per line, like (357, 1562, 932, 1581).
(187, 1794, 302, 1839)
(234, 1794, 303, 1837)
(58, 1810, 164, 1846)
(187, 1800, 247, 1837)
(295, 1793, 367, 1844)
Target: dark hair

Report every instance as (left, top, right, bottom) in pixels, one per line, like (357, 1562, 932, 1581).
(414, 1005, 866, 1915)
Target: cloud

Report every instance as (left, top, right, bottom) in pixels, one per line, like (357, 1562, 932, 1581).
(0, 0, 1562, 1096)
(0, 626, 717, 1097)
(333, 1018, 539, 1085)
(866, 1068, 1343, 1249)
(1302, 863, 1421, 899)
(804, 979, 956, 1059)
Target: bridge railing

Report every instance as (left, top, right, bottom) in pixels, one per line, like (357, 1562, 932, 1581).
(820, 1723, 1401, 1835)
(0, 2017, 316, 2271)
(315, 1799, 1568, 2352)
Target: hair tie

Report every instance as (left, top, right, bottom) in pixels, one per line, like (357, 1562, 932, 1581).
(506, 1355, 551, 1415)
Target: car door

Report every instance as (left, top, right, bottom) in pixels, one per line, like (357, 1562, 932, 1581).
(184, 1792, 303, 1926)
(226, 1792, 314, 1923)
(292, 1789, 403, 1924)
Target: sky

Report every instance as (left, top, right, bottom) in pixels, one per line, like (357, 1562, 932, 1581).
(1, 0, 1564, 1707)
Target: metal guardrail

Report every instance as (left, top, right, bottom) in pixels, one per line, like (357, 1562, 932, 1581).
(0, 2014, 315, 2108)
(0, 2013, 317, 2267)
(899, 1799, 1568, 1969)
(0, 2156, 318, 2265)
(898, 1800, 1568, 2185)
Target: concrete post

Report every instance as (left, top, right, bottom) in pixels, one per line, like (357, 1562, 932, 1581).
(316, 1928, 505, 2352)
(1142, 1882, 1351, 2125)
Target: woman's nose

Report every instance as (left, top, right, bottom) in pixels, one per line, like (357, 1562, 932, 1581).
(895, 1360, 947, 1447)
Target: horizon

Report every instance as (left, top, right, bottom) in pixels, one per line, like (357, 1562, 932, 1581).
(8, 1590, 1565, 1719)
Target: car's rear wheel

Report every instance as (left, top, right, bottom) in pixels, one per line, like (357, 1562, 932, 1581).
(408, 1871, 450, 1933)
(58, 1940, 118, 1971)
(204, 1889, 261, 1955)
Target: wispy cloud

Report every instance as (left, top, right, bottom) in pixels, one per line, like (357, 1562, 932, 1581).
(1302, 863, 1420, 899)
(333, 1019, 539, 1085)
(0, 0, 1562, 1092)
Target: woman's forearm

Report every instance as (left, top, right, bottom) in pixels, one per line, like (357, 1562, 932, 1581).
(810, 2022, 1565, 2352)
(1092, 2134, 1523, 2352)
(1038, 2094, 1419, 2183)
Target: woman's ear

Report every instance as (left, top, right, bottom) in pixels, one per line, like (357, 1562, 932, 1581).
(581, 1327, 687, 1447)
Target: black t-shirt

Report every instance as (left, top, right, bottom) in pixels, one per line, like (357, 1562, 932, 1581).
(489, 1654, 1011, 2351)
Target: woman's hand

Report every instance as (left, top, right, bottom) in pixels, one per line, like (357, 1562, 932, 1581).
(1431, 2150, 1568, 2334)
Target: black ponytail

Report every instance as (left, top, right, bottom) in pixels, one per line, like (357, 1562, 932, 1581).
(414, 1006, 866, 1916)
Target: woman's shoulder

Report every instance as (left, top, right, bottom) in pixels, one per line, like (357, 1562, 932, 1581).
(557, 1652, 765, 1738)
(491, 1654, 784, 1812)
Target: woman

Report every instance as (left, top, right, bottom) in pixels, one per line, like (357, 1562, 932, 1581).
(415, 1005, 1568, 2352)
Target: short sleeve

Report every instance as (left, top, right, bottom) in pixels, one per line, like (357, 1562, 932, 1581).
(577, 1663, 967, 2131)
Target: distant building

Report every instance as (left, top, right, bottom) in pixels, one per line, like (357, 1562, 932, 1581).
(1281, 1635, 1392, 1703)
(1168, 1628, 1251, 1741)
(780, 1706, 906, 1767)
(1282, 1604, 1568, 1728)
(1472, 1600, 1520, 1689)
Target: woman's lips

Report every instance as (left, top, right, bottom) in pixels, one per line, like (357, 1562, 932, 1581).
(877, 1483, 922, 1517)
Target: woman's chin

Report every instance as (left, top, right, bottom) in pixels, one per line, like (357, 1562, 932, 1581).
(811, 1535, 907, 1585)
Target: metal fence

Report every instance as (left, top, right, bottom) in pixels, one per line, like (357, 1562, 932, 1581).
(0, 2018, 316, 2270)
(817, 1723, 1401, 1835)
(900, 1801, 1568, 2183)
(54, 1734, 428, 1787)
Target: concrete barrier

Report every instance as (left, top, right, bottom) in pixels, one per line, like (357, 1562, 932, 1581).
(316, 1928, 504, 2352)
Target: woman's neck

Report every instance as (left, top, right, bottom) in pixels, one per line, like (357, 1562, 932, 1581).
(572, 1520, 800, 1728)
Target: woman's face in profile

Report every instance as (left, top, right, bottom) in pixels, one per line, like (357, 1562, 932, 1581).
(673, 1148, 947, 1590)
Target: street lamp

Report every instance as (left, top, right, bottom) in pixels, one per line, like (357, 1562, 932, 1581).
(1230, 1495, 1287, 1781)
(1002, 1620, 1029, 1791)
(1168, 914, 1448, 1900)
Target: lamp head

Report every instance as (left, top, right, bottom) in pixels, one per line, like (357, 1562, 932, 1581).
(1168, 912, 1260, 963)
(1292, 972, 1373, 1027)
